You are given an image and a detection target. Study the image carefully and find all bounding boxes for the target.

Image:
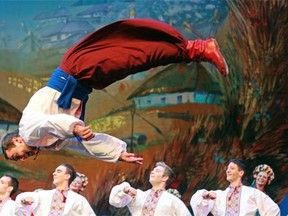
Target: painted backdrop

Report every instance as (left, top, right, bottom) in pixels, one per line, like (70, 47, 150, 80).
(0, 0, 287, 215)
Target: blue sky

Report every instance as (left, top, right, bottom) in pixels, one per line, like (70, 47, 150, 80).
(0, 0, 229, 49)
(0, 1, 73, 47)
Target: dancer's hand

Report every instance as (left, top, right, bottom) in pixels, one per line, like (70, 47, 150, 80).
(202, 191, 216, 200)
(119, 152, 143, 164)
(21, 197, 34, 205)
(73, 124, 94, 141)
(123, 186, 137, 197)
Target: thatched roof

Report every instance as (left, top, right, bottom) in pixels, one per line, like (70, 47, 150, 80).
(127, 62, 222, 99)
(0, 98, 21, 124)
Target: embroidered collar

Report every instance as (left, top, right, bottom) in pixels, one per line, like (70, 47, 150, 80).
(151, 188, 164, 193)
(56, 188, 69, 203)
(229, 184, 242, 190)
(228, 185, 242, 201)
(151, 188, 164, 198)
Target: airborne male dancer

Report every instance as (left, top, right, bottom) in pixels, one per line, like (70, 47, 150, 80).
(2, 18, 228, 163)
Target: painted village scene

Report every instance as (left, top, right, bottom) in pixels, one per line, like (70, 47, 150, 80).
(0, 0, 287, 215)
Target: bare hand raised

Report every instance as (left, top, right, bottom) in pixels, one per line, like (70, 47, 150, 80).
(202, 191, 216, 200)
(119, 152, 143, 164)
(21, 197, 35, 205)
(123, 186, 137, 197)
(73, 124, 94, 141)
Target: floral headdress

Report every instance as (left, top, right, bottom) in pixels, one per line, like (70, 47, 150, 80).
(77, 172, 89, 192)
(253, 164, 275, 185)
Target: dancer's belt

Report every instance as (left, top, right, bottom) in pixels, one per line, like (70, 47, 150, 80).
(47, 67, 92, 120)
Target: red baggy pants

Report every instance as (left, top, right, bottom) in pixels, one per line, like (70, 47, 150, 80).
(59, 18, 190, 89)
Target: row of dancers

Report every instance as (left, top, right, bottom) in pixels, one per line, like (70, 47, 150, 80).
(0, 160, 280, 215)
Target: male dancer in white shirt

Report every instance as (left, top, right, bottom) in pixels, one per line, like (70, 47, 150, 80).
(16, 163, 96, 216)
(109, 161, 191, 216)
(190, 159, 280, 216)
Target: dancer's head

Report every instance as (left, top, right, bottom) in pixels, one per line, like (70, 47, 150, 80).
(1, 130, 39, 162)
(52, 164, 76, 188)
(0, 174, 19, 197)
(149, 162, 175, 188)
(70, 172, 88, 193)
(226, 159, 246, 185)
(252, 164, 275, 191)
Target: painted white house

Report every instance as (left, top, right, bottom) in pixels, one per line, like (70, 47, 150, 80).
(129, 63, 222, 109)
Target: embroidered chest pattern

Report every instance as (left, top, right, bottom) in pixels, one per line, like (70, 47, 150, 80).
(49, 189, 68, 216)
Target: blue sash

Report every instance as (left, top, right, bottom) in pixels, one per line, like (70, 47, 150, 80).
(47, 67, 92, 120)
